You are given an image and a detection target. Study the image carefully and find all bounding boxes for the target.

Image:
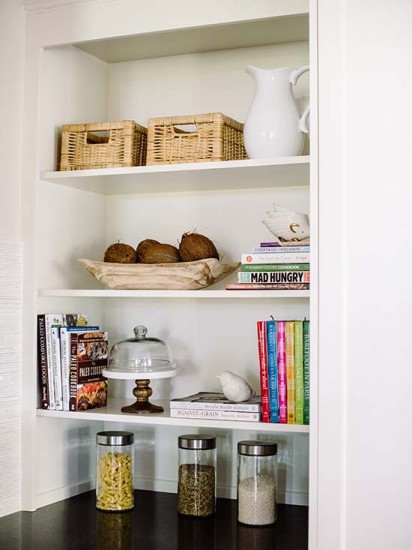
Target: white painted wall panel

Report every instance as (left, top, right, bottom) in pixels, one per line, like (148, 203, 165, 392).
(0, 241, 23, 516)
(343, 1, 412, 549)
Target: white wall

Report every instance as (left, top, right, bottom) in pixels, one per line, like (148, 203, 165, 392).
(343, 1, 412, 548)
(0, 0, 25, 241)
(0, 0, 26, 517)
(317, 0, 412, 549)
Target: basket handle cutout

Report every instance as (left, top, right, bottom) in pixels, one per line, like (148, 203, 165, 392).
(172, 124, 198, 135)
(86, 130, 110, 144)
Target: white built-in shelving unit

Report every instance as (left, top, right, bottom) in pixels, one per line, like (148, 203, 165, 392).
(22, 1, 315, 543)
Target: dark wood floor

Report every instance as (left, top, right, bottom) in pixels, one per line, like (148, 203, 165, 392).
(0, 490, 308, 550)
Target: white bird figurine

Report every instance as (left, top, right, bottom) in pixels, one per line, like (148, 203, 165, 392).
(217, 371, 255, 402)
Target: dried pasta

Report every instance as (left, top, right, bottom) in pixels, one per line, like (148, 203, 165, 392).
(96, 451, 134, 511)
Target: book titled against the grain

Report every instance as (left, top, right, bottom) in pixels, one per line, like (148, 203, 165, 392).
(69, 331, 108, 411)
(170, 408, 260, 422)
(170, 392, 261, 412)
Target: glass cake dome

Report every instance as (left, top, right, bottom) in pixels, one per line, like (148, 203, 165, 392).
(103, 325, 176, 415)
(107, 325, 176, 375)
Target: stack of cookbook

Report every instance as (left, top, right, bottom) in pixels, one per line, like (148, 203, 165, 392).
(170, 392, 261, 422)
(37, 312, 108, 412)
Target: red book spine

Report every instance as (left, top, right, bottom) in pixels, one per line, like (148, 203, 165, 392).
(277, 321, 287, 423)
(257, 320, 270, 423)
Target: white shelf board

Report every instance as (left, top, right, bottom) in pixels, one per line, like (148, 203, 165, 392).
(75, 13, 309, 63)
(37, 399, 310, 434)
(41, 157, 310, 195)
(38, 289, 310, 299)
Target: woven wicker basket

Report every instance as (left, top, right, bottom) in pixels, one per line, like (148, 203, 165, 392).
(60, 120, 147, 171)
(146, 112, 247, 165)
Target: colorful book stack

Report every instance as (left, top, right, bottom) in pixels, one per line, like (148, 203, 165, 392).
(226, 241, 310, 290)
(170, 391, 261, 422)
(257, 318, 310, 424)
(37, 313, 108, 411)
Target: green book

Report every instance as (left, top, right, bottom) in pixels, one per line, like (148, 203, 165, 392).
(240, 263, 310, 272)
(294, 320, 304, 425)
(303, 320, 310, 425)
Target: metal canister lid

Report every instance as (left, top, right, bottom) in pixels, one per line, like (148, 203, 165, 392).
(96, 431, 134, 446)
(178, 434, 216, 450)
(238, 440, 278, 456)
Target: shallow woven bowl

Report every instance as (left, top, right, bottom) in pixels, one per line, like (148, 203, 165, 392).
(79, 258, 240, 290)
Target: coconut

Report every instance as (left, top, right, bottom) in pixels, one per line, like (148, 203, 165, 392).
(139, 243, 182, 264)
(136, 239, 160, 262)
(179, 232, 219, 261)
(104, 242, 137, 263)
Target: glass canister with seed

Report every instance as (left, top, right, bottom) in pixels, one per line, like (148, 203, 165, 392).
(237, 440, 278, 526)
(177, 434, 216, 517)
(96, 431, 134, 512)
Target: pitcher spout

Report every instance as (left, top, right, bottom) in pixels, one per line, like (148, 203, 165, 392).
(245, 65, 260, 79)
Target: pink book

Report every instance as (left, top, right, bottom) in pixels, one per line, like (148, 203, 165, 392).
(257, 320, 270, 422)
(277, 321, 287, 423)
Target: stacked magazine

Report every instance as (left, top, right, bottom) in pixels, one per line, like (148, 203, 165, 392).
(170, 392, 261, 422)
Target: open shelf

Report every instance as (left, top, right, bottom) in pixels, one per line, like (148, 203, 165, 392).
(41, 157, 310, 195)
(38, 288, 310, 299)
(37, 399, 310, 434)
(75, 12, 309, 62)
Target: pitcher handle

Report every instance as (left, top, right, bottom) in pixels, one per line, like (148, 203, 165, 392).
(289, 65, 310, 86)
(299, 104, 310, 134)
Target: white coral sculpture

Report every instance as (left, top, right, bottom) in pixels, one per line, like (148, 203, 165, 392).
(262, 203, 310, 242)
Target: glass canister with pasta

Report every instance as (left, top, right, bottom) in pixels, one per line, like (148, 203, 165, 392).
(96, 431, 135, 512)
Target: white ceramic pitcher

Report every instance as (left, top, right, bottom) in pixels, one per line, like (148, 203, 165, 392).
(243, 65, 310, 159)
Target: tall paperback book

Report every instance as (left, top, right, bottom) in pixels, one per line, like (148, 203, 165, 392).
(256, 320, 270, 422)
(60, 325, 100, 410)
(294, 320, 304, 424)
(276, 321, 287, 423)
(37, 315, 49, 409)
(37, 313, 87, 410)
(266, 320, 279, 423)
(285, 321, 296, 424)
(303, 319, 310, 425)
(51, 326, 63, 411)
(69, 331, 108, 411)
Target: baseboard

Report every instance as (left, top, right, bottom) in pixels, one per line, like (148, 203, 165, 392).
(36, 479, 95, 509)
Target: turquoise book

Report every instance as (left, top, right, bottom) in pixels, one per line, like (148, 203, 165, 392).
(266, 320, 280, 423)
